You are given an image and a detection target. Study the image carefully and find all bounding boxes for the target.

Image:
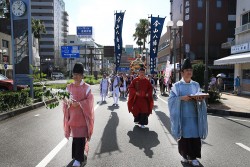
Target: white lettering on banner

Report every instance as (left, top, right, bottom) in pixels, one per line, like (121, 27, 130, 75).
(153, 47, 157, 53)
(153, 28, 159, 33)
(185, 0, 190, 21)
(117, 44, 120, 50)
(116, 24, 120, 29)
(153, 34, 158, 39)
(116, 37, 119, 42)
(116, 31, 119, 35)
(153, 20, 161, 27)
(153, 40, 158, 46)
(117, 16, 122, 23)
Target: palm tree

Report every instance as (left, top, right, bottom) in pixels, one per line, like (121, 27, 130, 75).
(32, 18, 46, 77)
(133, 19, 150, 53)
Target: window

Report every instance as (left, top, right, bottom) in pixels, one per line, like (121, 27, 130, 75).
(216, 0, 222, 8)
(197, 22, 203, 30)
(243, 70, 250, 79)
(198, 0, 203, 8)
(216, 23, 222, 30)
(2, 40, 9, 48)
(242, 12, 250, 25)
(70, 41, 74, 43)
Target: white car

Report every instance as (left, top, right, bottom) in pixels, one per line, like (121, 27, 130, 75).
(51, 72, 64, 80)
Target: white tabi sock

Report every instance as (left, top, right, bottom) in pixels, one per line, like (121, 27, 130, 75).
(73, 160, 81, 166)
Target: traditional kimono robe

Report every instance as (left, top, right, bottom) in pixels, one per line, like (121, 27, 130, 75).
(100, 78, 109, 101)
(168, 79, 208, 160)
(127, 77, 154, 125)
(63, 81, 94, 162)
(112, 76, 120, 105)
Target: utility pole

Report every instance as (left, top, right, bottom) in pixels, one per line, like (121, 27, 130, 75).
(204, 0, 209, 93)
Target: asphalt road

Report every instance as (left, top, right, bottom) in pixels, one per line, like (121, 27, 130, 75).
(0, 85, 249, 167)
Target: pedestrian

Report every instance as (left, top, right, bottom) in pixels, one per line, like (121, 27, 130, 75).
(167, 75, 173, 94)
(159, 75, 165, 95)
(112, 73, 121, 106)
(168, 58, 208, 166)
(234, 75, 241, 95)
(209, 74, 217, 90)
(127, 67, 154, 128)
(217, 76, 223, 92)
(62, 62, 95, 167)
(120, 73, 128, 98)
(100, 73, 109, 102)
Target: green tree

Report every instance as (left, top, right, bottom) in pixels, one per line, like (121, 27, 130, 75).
(32, 18, 46, 77)
(133, 19, 150, 53)
(0, 0, 10, 18)
(192, 63, 205, 87)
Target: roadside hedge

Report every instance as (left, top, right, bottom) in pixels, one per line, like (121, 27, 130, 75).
(0, 91, 30, 112)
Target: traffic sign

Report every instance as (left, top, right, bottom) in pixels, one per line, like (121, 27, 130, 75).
(77, 26, 92, 36)
(61, 46, 80, 58)
(4, 63, 7, 70)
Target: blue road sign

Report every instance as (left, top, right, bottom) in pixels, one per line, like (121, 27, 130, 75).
(117, 67, 130, 72)
(77, 26, 92, 36)
(4, 63, 7, 70)
(61, 46, 80, 58)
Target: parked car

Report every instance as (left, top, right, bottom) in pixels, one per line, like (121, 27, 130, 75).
(0, 74, 27, 91)
(51, 72, 64, 80)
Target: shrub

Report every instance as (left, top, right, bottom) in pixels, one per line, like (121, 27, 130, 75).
(208, 90, 221, 103)
(0, 91, 30, 112)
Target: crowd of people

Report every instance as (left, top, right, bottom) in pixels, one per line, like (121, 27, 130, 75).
(61, 59, 208, 167)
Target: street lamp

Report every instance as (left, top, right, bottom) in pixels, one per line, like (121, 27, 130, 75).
(167, 20, 183, 82)
(204, 0, 209, 93)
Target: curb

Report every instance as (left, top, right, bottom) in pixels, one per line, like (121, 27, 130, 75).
(207, 108, 250, 118)
(0, 99, 56, 121)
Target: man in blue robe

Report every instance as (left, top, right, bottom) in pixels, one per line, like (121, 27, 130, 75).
(168, 58, 208, 166)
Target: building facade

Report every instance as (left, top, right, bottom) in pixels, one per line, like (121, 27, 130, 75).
(170, 0, 236, 66)
(214, 0, 250, 94)
(31, 0, 68, 74)
(157, 29, 171, 74)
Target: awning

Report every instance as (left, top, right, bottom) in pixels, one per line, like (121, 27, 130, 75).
(214, 52, 250, 65)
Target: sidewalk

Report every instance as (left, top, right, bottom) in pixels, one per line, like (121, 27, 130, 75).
(207, 92, 250, 118)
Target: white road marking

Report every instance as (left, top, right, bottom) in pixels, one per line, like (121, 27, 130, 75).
(35, 103, 101, 167)
(157, 95, 168, 105)
(34, 114, 40, 117)
(36, 138, 68, 167)
(227, 118, 250, 123)
(210, 116, 250, 122)
(235, 143, 250, 152)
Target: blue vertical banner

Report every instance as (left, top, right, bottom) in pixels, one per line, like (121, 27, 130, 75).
(114, 11, 125, 72)
(149, 16, 165, 74)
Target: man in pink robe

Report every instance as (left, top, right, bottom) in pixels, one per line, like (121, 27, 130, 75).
(63, 62, 94, 167)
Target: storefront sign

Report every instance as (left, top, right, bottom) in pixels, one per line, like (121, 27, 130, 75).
(231, 43, 249, 54)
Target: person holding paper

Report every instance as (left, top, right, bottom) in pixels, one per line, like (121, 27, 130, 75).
(168, 58, 208, 166)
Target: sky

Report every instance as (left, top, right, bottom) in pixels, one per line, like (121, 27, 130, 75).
(64, 0, 170, 47)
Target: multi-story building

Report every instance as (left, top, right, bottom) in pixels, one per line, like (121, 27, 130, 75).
(214, 0, 250, 94)
(67, 35, 104, 75)
(31, 0, 68, 74)
(170, 0, 236, 71)
(0, 24, 12, 77)
(157, 29, 171, 74)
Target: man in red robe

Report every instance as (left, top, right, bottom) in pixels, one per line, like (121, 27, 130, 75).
(127, 68, 154, 128)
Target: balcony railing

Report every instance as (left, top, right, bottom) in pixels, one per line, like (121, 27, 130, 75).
(235, 23, 250, 35)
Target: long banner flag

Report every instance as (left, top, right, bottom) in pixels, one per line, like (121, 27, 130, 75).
(114, 11, 125, 72)
(149, 16, 165, 74)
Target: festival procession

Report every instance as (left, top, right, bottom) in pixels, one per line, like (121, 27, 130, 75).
(0, 0, 250, 167)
